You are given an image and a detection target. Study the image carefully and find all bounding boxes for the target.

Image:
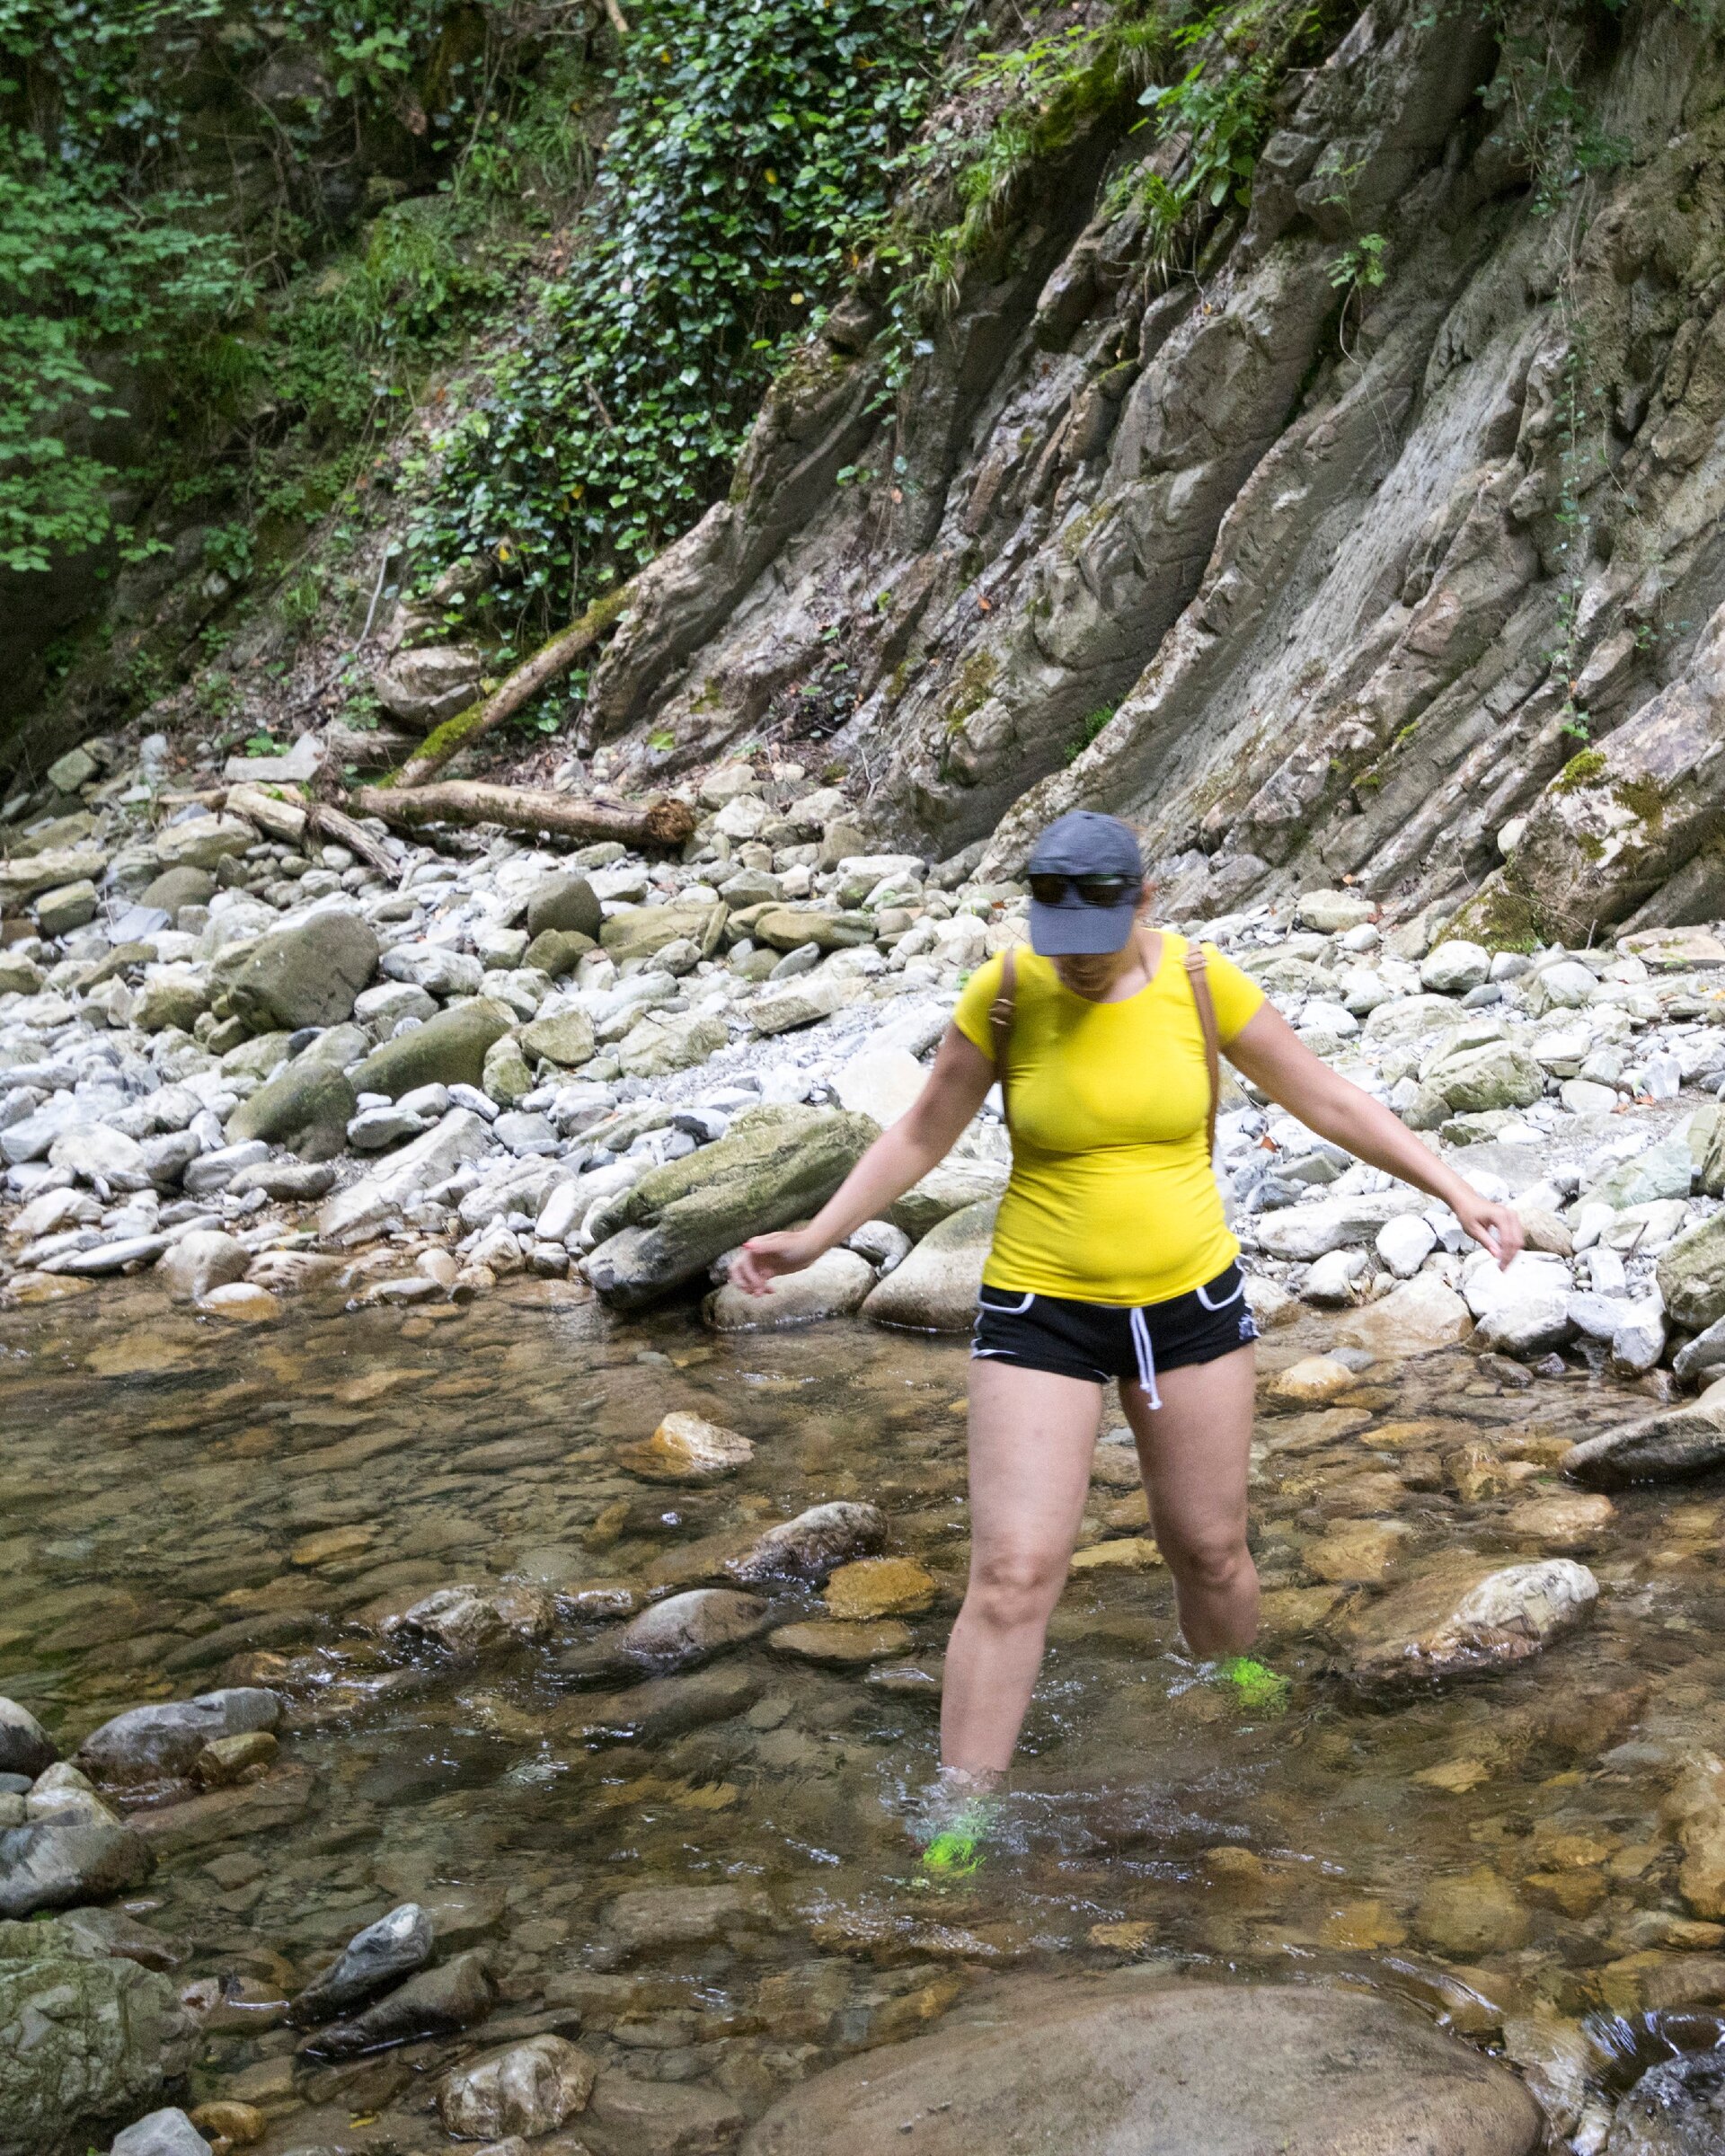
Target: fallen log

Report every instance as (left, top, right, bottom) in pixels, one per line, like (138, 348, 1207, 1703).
(388, 582, 637, 790)
(306, 801, 401, 879)
(353, 781, 695, 855)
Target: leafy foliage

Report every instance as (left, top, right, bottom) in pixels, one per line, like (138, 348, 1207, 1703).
(410, 0, 960, 625)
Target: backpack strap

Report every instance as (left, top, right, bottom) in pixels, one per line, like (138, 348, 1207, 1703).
(988, 946, 1019, 1129)
(1183, 941, 1220, 1162)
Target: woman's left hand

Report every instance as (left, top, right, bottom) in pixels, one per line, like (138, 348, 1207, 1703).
(1450, 1192, 1525, 1269)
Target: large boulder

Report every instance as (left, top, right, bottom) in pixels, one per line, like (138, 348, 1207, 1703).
(1334, 1557, 1598, 1696)
(0, 1920, 194, 2156)
(222, 910, 379, 1034)
(224, 1059, 357, 1159)
(349, 1000, 515, 1099)
(739, 1977, 1543, 2156)
(862, 1199, 997, 1331)
(584, 1103, 878, 1308)
(76, 1691, 279, 1789)
(0, 1823, 155, 1918)
(1658, 1212, 1725, 1332)
(600, 902, 728, 967)
(526, 873, 601, 941)
(1567, 1401, 1725, 1489)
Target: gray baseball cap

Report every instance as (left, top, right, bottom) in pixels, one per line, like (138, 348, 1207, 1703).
(1025, 810, 1145, 955)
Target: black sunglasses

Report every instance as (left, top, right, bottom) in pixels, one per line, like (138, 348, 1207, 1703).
(1028, 873, 1141, 907)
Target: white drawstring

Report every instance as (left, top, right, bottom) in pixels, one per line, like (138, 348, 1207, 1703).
(1128, 1305, 1163, 1409)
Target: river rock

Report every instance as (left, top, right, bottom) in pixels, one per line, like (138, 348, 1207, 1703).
(771, 1619, 914, 1664)
(1336, 1557, 1598, 1695)
(1673, 1315, 1725, 1384)
(739, 1976, 1542, 2156)
(1415, 1868, 1531, 1957)
(303, 1948, 493, 2058)
(155, 816, 252, 871)
(518, 1007, 596, 1068)
(601, 902, 727, 966)
(0, 1820, 155, 1916)
(617, 1410, 754, 1482)
(1566, 1402, 1725, 1488)
(350, 999, 516, 1098)
(526, 873, 602, 941)
(289, 1903, 434, 2026)
(1252, 1190, 1424, 1261)
(225, 1058, 358, 1158)
(28, 1763, 121, 1829)
(567, 1665, 763, 1745)
(522, 927, 596, 977)
(605, 1883, 774, 1952)
(383, 1584, 553, 1659)
(0, 1699, 57, 1780)
(616, 1007, 728, 1076)
(1421, 941, 1492, 995)
(833, 1047, 925, 1127)
(583, 1103, 876, 1308)
(76, 1691, 279, 1789)
(1604, 2053, 1725, 2155)
(862, 1198, 996, 1331)
(0, 1921, 193, 2156)
(730, 1501, 887, 1585)
(886, 1160, 1008, 1239)
(438, 2034, 595, 2140)
(824, 1557, 937, 1619)
(1658, 1212, 1725, 1332)
(705, 1247, 875, 1330)
(156, 1232, 249, 1304)
(110, 2108, 212, 2156)
(619, 1589, 773, 1669)
(225, 910, 379, 1034)
(1297, 889, 1377, 933)
(316, 1107, 495, 1242)
(587, 2076, 745, 2152)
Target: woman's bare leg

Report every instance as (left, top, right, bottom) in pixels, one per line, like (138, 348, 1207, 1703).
(1120, 1346, 1259, 1657)
(940, 1360, 1101, 1775)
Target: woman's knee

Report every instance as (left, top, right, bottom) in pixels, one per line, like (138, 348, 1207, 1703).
(1161, 1526, 1252, 1597)
(965, 1544, 1067, 1629)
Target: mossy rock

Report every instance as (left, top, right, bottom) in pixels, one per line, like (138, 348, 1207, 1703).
(523, 928, 597, 977)
(350, 998, 515, 1098)
(226, 1057, 358, 1160)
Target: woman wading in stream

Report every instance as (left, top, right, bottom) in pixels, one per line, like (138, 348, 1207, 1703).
(730, 810, 1525, 1871)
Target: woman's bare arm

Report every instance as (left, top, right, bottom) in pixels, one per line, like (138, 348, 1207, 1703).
(729, 1025, 997, 1294)
(1225, 1002, 1525, 1267)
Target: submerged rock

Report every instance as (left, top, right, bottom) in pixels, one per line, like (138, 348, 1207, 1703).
(730, 1501, 887, 1585)
(75, 1690, 280, 1789)
(301, 1948, 493, 2058)
(615, 1409, 754, 1482)
(381, 1584, 553, 1660)
(1606, 2051, 1725, 2153)
(437, 2034, 594, 2141)
(289, 1903, 433, 2026)
(739, 1977, 1543, 2156)
(618, 1589, 773, 1669)
(1336, 1557, 1599, 1695)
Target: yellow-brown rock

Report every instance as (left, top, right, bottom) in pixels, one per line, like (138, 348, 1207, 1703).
(618, 1409, 755, 1482)
(823, 1557, 936, 1620)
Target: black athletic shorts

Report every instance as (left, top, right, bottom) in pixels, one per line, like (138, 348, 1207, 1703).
(970, 1259, 1258, 1403)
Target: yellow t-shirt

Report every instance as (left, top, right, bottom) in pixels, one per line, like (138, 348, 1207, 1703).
(952, 934, 1265, 1306)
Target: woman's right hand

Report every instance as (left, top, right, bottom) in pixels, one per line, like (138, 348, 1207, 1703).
(728, 1228, 825, 1297)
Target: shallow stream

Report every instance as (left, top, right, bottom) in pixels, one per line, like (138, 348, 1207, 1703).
(4, 1279, 1724, 2150)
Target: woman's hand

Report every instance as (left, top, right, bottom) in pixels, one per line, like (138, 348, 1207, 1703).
(728, 1228, 826, 1297)
(1450, 1190, 1525, 1270)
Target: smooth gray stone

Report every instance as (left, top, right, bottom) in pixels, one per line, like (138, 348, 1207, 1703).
(289, 1903, 434, 2026)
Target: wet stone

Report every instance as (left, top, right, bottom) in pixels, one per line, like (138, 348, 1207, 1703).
(0, 1697, 57, 1780)
(729, 1501, 887, 1586)
(438, 2034, 596, 2140)
(1415, 1867, 1532, 1957)
(301, 1947, 493, 2057)
(617, 1589, 774, 1670)
(1336, 1557, 1599, 1695)
(289, 1902, 434, 2025)
(564, 1665, 763, 1745)
(770, 1619, 914, 1665)
(616, 1409, 754, 1484)
(605, 1885, 774, 1954)
(1606, 2051, 1725, 2153)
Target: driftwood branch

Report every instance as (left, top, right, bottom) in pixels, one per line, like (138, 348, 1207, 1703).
(388, 582, 636, 791)
(353, 781, 695, 854)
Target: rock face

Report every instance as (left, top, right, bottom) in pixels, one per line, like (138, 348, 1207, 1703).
(1336, 1557, 1599, 1695)
(584, 1103, 877, 1308)
(0, 1919, 194, 2156)
(862, 1198, 996, 1331)
(224, 909, 379, 1033)
(437, 2034, 595, 2140)
(739, 1978, 1543, 2156)
(1566, 1404, 1725, 1489)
